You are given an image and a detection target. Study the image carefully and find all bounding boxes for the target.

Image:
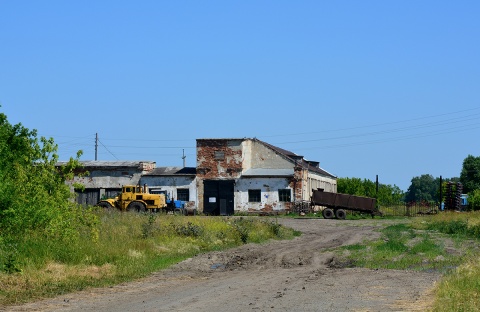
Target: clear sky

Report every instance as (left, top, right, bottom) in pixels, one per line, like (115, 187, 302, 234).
(1, 1, 479, 191)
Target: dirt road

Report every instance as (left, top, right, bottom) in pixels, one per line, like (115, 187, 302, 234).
(6, 218, 441, 312)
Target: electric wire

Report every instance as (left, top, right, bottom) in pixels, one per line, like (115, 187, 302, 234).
(43, 106, 480, 160)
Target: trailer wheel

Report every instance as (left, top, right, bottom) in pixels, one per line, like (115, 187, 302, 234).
(128, 202, 146, 213)
(335, 209, 346, 220)
(322, 208, 334, 219)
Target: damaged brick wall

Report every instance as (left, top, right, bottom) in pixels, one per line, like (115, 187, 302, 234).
(196, 139, 243, 179)
(196, 139, 244, 212)
(291, 166, 305, 199)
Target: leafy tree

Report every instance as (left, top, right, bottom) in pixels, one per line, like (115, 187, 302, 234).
(404, 174, 439, 203)
(337, 177, 404, 205)
(0, 109, 96, 240)
(377, 184, 404, 205)
(467, 189, 480, 211)
(460, 155, 480, 194)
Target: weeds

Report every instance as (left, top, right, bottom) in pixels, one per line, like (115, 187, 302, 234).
(269, 220, 282, 237)
(337, 211, 480, 311)
(339, 223, 461, 271)
(233, 218, 250, 243)
(1, 243, 22, 274)
(141, 213, 158, 239)
(172, 222, 203, 237)
(0, 212, 298, 306)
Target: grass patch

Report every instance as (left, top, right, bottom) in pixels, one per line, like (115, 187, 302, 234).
(413, 211, 480, 311)
(432, 255, 480, 312)
(338, 211, 480, 311)
(338, 222, 463, 271)
(0, 211, 298, 306)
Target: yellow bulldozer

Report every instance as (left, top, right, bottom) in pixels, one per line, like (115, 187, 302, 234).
(96, 184, 167, 212)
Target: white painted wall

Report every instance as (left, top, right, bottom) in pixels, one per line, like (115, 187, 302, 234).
(243, 140, 294, 170)
(140, 176, 197, 202)
(234, 177, 292, 211)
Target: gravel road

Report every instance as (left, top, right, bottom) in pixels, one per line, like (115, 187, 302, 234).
(5, 218, 441, 312)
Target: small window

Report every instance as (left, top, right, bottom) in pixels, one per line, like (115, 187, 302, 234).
(278, 189, 291, 202)
(177, 189, 190, 201)
(214, 151, 225, 160)
(248, 189, 261, 202)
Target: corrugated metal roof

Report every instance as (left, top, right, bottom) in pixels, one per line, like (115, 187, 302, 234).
(242, 168, 294, 177)
(56, 160, 155, 168)
(144, 167, 197, 176)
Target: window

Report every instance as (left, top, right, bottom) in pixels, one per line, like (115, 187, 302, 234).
(248, 189, 261, 202)
(177, 189, 190, 201)
(214, 151, 225, 160)
(278, 189, 291, 202)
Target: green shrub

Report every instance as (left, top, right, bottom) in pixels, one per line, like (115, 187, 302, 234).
(427, 220, 469, 236)
(172, 221, 204, 237)
(467, 189, 480, 211)
(0, 109, 94, 240)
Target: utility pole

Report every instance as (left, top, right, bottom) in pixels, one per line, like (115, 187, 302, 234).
(182, 149, 186, 167)
(95, 133, 98, 161)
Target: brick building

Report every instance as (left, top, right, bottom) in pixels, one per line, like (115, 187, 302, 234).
(196, 138, 336, 215)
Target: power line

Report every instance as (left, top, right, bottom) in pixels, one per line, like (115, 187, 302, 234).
(290, 124, 480, 151)
(45, 106, 480, 157)
(258, 107, 480, 138)
(269, 118, 480, 145)
(97, 137, 119, 160)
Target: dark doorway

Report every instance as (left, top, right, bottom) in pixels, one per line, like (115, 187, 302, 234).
(203, 180, 234, 215)
(75, 188, 121, 206)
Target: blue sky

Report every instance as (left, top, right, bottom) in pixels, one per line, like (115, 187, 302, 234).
(1, 1, 479, 191)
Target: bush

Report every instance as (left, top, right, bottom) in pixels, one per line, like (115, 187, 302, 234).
(467, 189, 480, 211)
(0, 109, 96, 242)
(172, 222, 204, 237)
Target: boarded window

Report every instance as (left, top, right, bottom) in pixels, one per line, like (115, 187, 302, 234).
(177, 189, 190, 201)
(214, 151, 225, 160)
(248, 189, 261, 202)
(278, 189, 291, 202)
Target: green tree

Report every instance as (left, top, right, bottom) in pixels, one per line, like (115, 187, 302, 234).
(0, 109, 95, 239)
(404, 174, 439, 203)
(460, 155, 480, 194)
(467, 189, 480, 211)
(337, 177, 404, 206)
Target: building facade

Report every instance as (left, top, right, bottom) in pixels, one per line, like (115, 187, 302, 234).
(196, 138, 336, 215)
(139, 166, 197, 206)
(61, 138, 337, 213)
(60, 161, 156, 206)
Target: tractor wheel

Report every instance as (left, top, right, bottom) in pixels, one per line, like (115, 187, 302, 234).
(97, 201, 113, 210)
(174, 208, 185, 215)
(335, 209, 346, 220)
(322, 208, 334, 219)
(128, 202, 146, 213)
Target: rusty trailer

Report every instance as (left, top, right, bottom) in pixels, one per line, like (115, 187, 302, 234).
(310, 189, 379, 219)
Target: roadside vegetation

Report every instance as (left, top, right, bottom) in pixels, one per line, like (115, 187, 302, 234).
(0, 211, 298, 305)
(0, 110, 299, 306)
(336, 211, 480, 311)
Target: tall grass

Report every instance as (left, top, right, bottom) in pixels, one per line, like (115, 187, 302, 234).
(411, 211, 480, 311)
(432, 255, 480, 312)
(0, 211, 298, 306)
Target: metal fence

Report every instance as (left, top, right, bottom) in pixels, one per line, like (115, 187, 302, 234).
(379, 202, 439, 217)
